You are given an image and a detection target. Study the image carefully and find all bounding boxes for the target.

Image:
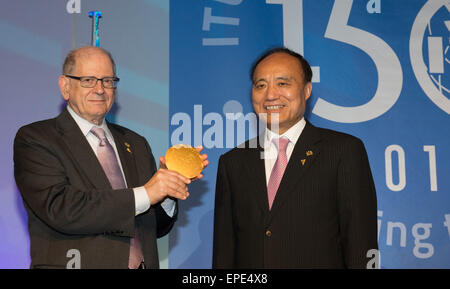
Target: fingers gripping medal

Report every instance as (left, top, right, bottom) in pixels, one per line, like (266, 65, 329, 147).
(165, 144, 204, 179)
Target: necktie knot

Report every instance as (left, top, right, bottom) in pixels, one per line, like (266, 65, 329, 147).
(90, 127, 107, 146)
(272, 137, 290, 153)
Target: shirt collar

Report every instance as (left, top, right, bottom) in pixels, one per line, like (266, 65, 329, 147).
(265, 117, 306, 147)
(66, 105, 112, 139)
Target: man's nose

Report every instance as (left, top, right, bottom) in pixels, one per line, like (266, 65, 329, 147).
(266, 83, 278, 100)
(93, 79, 105, 94)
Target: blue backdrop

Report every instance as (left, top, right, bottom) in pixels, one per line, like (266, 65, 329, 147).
(169, 0, 450, 269)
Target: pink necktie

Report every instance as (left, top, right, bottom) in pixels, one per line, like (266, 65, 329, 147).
(90, 127, 143, 269)
(267, 137, 290, 210)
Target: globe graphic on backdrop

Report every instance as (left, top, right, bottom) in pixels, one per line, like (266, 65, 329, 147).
(424, 9, 450, 98)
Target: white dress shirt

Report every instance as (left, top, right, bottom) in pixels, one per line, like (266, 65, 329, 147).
(263, 118, 306, 185)
(67, 105, 175, 217)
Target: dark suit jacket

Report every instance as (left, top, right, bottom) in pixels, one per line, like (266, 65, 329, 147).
(14, 109, 176, 269)
(213, 121, 377, 269)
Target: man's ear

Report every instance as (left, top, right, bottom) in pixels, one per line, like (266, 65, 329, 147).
(58, 75, 70, 101)
(304, 82, 312, 101)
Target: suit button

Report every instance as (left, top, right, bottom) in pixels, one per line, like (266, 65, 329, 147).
(265, 230, 272, 237)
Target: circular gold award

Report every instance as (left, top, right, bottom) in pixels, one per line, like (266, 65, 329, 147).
(165, 144, 204, 178)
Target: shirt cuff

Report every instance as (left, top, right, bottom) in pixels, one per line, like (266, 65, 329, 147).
(133, 186, 150, 216)
(161, 197, 176, 218)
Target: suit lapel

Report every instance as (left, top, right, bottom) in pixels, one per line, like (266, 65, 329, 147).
(242, 142, 269, 212)
(269, 121, 322, 216)
(55, 109, 112, 190)
(108, 124, 140, 188)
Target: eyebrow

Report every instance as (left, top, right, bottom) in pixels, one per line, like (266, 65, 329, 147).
(276, 76, 293, 82)
(253, 76, 293, 84)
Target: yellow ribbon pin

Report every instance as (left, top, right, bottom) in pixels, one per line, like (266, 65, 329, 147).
(301, 159, 306, 166)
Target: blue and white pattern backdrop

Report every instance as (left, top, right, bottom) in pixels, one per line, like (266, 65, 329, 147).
(169, 0, 450, 268)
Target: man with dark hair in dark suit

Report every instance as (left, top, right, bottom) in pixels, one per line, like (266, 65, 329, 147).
(14, 46, 207, 269)
(213, 47, 378, 269)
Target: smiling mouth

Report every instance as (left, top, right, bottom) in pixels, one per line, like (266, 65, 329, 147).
(265, 105, 285, 110)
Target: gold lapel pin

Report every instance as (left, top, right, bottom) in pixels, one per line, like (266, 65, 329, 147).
(306, 150, 313, 156)
(301, 159, 306, 166)
(125, 143, 132, 153)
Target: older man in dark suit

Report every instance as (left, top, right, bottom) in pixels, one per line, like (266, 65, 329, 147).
(213, 47, 378, 269)
(14, 46, 207, 269)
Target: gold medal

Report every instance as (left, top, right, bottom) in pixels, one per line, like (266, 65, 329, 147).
(165, 144, 204, 178)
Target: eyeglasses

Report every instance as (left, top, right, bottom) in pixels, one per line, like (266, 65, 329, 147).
(65, 75, 120, 88)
